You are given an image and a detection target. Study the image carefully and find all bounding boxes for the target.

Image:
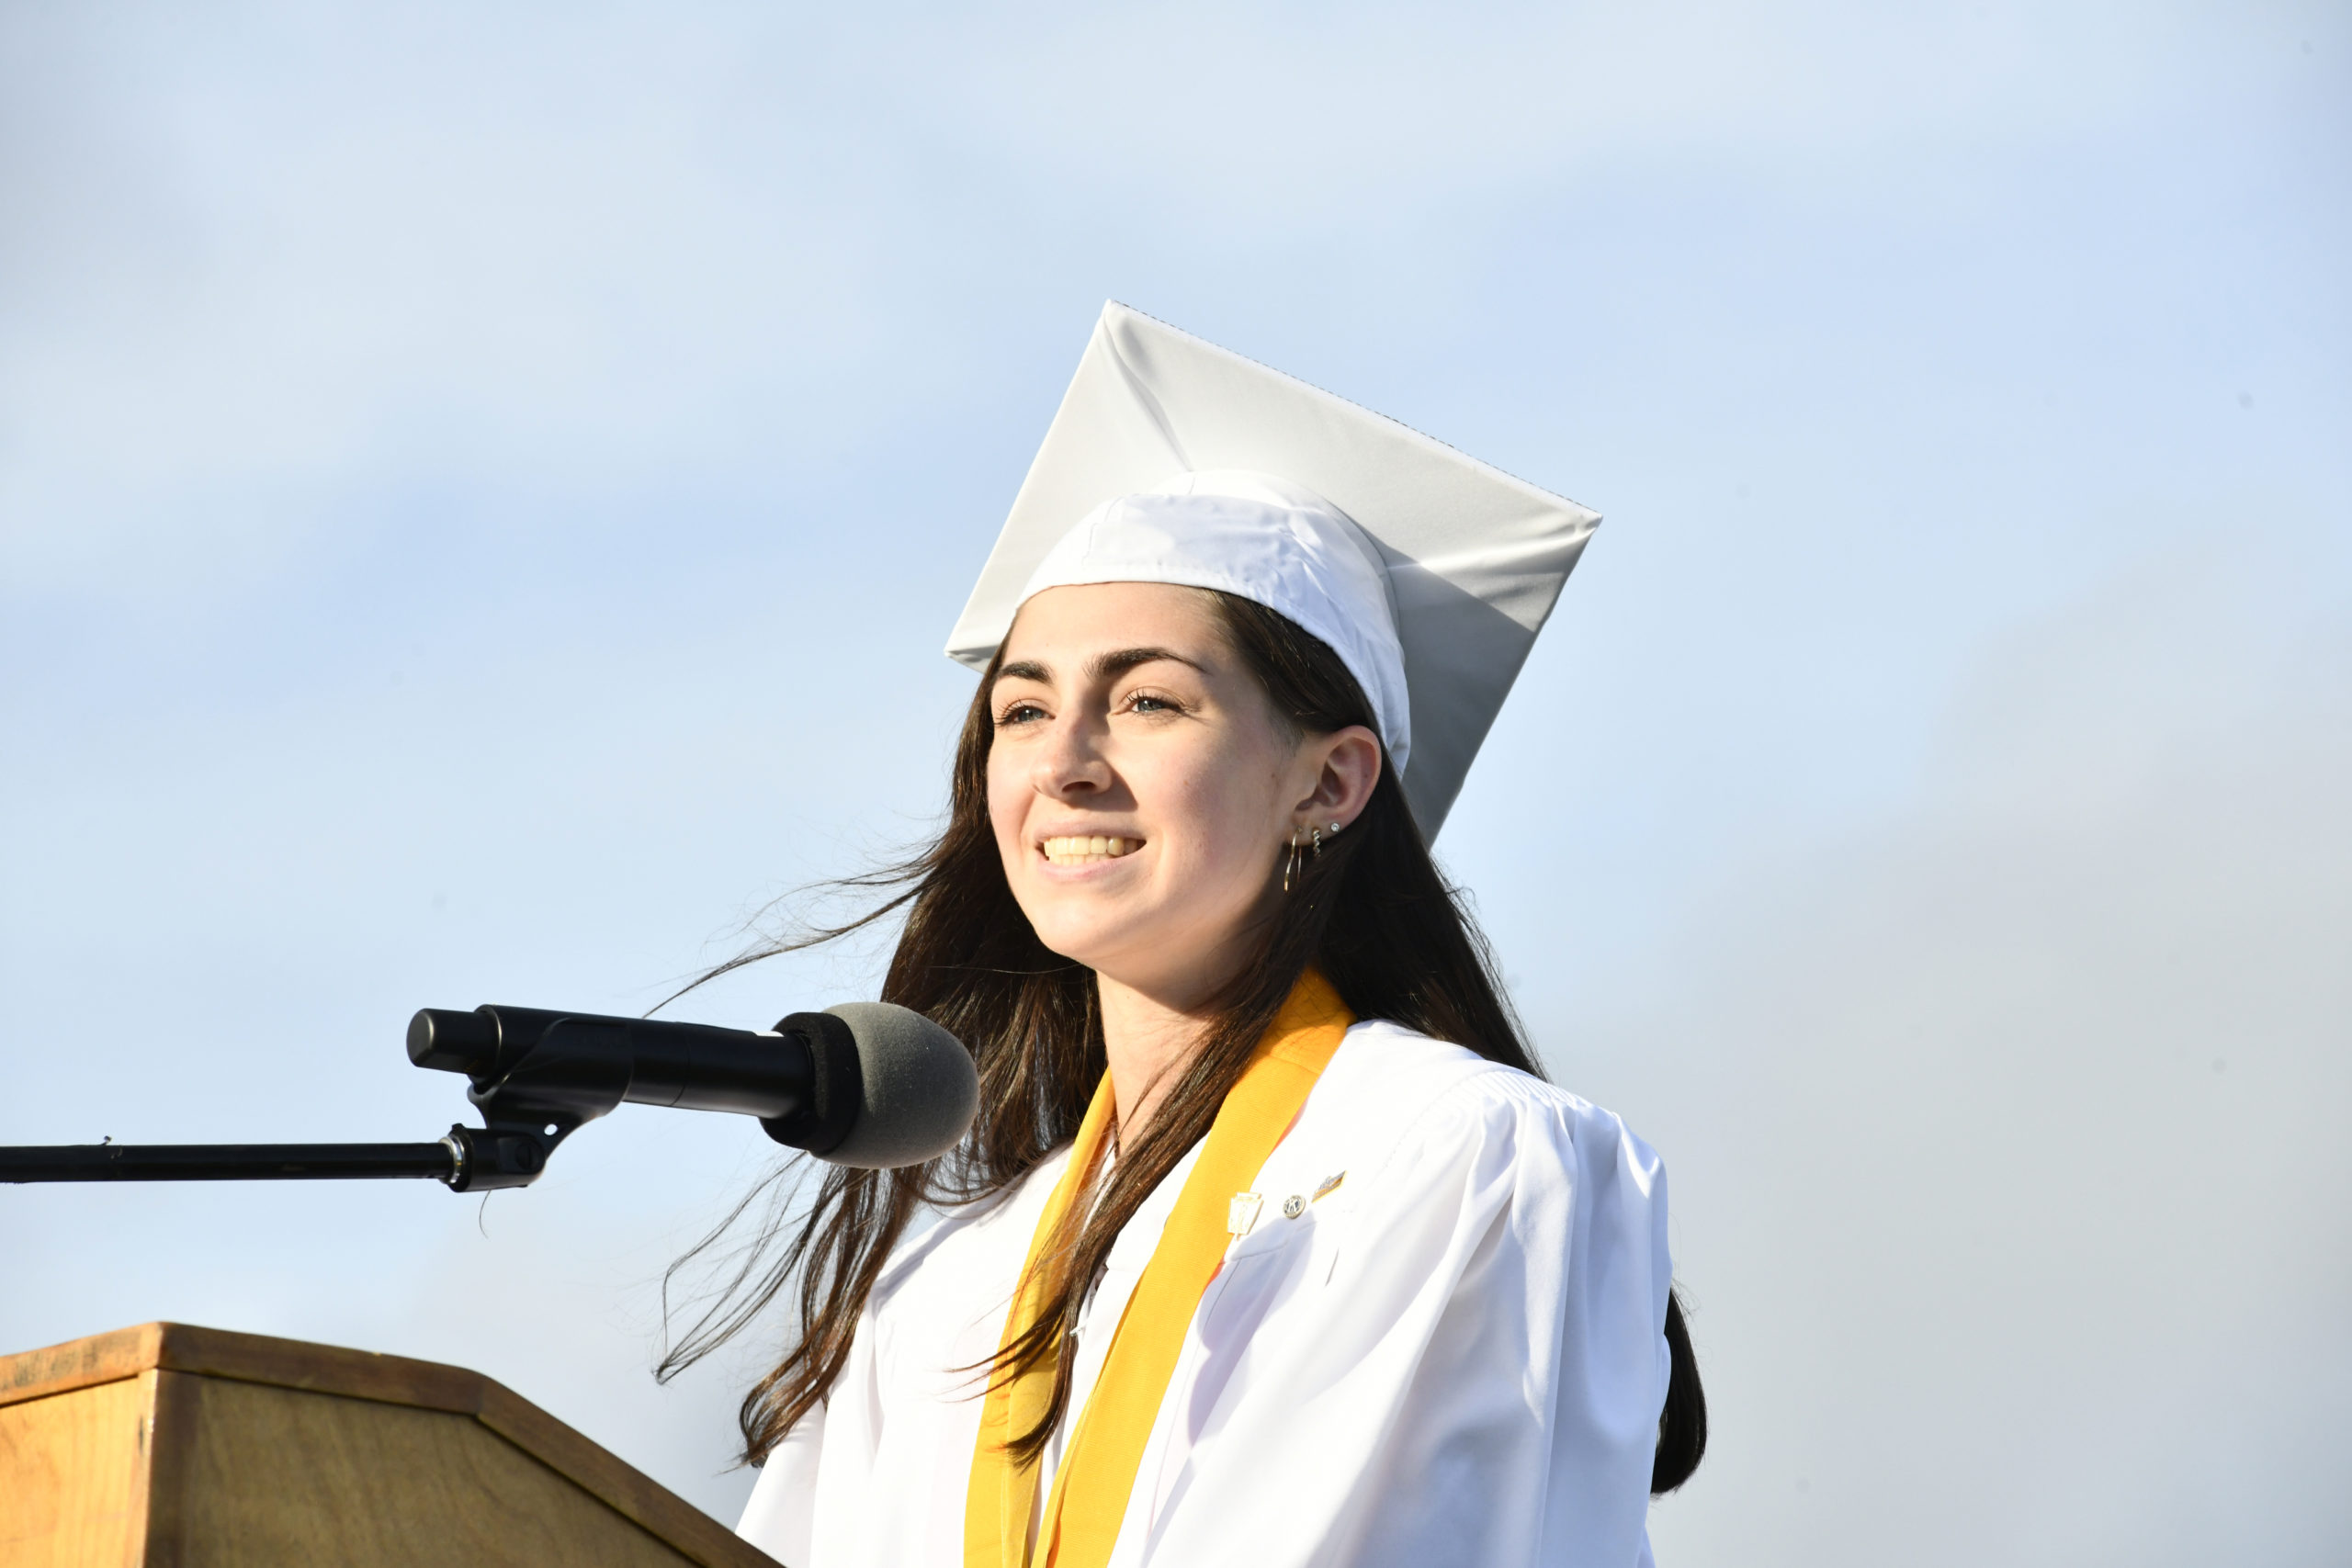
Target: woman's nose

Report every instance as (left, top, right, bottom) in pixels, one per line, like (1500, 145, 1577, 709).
(1032, 713, 1112, 798)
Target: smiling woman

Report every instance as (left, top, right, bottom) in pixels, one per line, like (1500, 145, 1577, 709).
(664, 304, 1702, 1568)
(988, 583, 1383, 1140)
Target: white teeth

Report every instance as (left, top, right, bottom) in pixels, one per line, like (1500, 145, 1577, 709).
(1041, 835, 1139, 865)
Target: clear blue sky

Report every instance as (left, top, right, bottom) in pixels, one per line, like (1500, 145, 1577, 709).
(4, 4, 2346, 1561)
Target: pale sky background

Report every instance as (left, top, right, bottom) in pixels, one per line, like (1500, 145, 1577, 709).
(3, 3, 2347, 1562)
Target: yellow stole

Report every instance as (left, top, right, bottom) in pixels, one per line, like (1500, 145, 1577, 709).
(964, 969, 1354, 1568)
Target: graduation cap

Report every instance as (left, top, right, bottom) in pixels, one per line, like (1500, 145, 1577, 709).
(944, 301, 1599, 838)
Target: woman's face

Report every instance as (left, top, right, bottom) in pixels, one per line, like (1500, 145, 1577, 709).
(986, 582, 1377, 1004)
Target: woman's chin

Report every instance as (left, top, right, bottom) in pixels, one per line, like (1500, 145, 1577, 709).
(1024, 915, 1136, 971)
(1024, 907, 1175, 976)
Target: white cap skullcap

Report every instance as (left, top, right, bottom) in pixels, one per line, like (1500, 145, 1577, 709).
(1016, 469, 1415, 777)
(947, 302, 1600, 838)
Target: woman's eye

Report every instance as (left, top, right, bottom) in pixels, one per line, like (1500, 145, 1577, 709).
(1125, 692, 1183, 716)
(996, 701, 1048, 727)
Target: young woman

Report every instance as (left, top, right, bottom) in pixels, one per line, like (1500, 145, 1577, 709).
(683, 306, 1703, 1567)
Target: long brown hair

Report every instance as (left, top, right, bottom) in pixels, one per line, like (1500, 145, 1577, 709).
(658, 591, 1707, 1492)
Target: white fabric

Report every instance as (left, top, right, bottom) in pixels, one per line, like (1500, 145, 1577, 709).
(736, 1021, 1673, 1568)
(1019, 470, 1414, 776)
(944, 301, 1602, 837)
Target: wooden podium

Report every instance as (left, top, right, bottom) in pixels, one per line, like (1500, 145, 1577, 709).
(0, 1323, 784, 1568)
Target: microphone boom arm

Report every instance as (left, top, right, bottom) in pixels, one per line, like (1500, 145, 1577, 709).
(0, 1005, 854, 1192)
(0, 1140, 462, 1184)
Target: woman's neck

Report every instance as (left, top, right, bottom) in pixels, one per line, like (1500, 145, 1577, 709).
(1095, 972, 1224, 1142)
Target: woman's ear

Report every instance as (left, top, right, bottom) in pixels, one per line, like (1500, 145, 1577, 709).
(1298, 725, 1383, 830)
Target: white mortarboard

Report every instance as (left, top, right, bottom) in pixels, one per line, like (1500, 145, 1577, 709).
(945, 301, 1600, 838)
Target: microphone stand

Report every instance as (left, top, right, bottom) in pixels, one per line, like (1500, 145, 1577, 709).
(0, 1140, 462, 1184)
(0, 1002, 819, 1193)
(1, 1123, 561, 1192)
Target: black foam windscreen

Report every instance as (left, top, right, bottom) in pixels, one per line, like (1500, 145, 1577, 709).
(806, 1002, 978, 1168)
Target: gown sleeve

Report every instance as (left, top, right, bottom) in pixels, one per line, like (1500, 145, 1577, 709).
(736, 1395, 827, 1562)
(1141, 1068, 1673, 1568)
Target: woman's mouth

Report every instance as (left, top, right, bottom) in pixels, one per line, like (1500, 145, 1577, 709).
(1040, 835, 1141, 867)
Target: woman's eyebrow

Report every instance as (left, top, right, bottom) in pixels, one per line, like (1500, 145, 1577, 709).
(1089, 646, 1203, 681)
(994, 648, 1204, 690)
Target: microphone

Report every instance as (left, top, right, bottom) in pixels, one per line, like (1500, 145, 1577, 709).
(405, 1002, 978, 1174)
(0, 1000, 978, 1193)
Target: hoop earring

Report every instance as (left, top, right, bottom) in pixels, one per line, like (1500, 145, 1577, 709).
(1282, 829, 1303, 895)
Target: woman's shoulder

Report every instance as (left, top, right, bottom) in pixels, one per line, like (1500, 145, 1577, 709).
(867, 1143, 1073, 1314)
(1317, 1018, 1660, 1183)
(1328, 1018, 1636, 1128)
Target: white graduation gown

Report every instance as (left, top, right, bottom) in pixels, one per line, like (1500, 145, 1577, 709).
(737, 1020, 1672, 1568)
